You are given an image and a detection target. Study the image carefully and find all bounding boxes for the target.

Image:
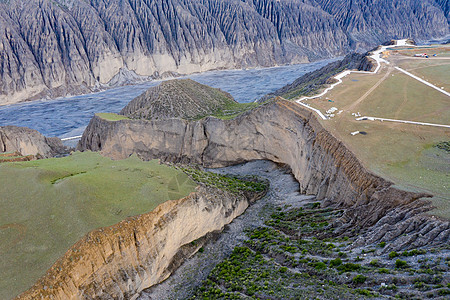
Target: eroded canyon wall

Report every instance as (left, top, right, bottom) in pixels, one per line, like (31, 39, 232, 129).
(78, 100, 430, 228)
(0, 125, 67, 158)
(17, 186, 258, 299)
(1, 0, 448, 104)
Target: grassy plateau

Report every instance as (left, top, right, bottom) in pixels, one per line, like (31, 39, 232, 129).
(0, 151, 196, 299)
(299, 47, 449, 218)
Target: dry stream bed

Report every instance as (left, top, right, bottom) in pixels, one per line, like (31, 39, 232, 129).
(141, 161, 449, 300)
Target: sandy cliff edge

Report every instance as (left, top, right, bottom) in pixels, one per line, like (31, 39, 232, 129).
(16, 185, 262, 299)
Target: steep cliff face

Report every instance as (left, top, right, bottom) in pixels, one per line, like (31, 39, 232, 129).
(17, 185, 261, 299)
(0, 125, 67, 158)
(0, 0, 448, 105)
(315, 0, 450, 50)
(78, 100, 431, 228)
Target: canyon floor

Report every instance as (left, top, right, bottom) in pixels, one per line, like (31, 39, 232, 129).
(1, 41, 448, 300)
(140, 161, 450, 299)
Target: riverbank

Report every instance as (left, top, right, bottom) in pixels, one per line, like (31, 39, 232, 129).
(0, 59, 335, 138)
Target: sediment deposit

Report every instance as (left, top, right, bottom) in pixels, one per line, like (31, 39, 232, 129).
(16, 185, 263, 299)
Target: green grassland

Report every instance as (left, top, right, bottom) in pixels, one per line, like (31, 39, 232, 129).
(0, 152, 196, 299)
(408, 64, 450, 91)
(392, 45, 450, 57)
(395, 58, 448, 70)
(357, 72, 449, 123)
(301, 63, 449, 219)
(206, 102, 261, 120)
(96, 112, 130, 121)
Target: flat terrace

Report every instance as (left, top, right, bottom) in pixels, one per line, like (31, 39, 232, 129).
(298, 45, 449, 219)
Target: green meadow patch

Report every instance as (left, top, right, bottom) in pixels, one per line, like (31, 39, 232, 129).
(96, 112, 130, 121)
(0, 151, 196, 299)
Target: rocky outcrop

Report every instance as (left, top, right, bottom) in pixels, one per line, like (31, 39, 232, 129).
(352, 200, 449, 252)
(78, 99, 434, 229)
(120, 79, 236, 120)
(0, 0, 449, 105)
(0, 126, 68, 158)
(16, 185, 262, 299)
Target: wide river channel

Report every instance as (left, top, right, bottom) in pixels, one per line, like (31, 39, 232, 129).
(0, 59, 336, 139)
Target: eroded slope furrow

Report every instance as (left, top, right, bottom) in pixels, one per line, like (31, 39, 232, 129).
(0, 0, 448, 105)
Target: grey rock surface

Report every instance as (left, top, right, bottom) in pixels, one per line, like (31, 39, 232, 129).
(0, 0, 448, 105)
(78, 100, 432, 229)
(0, 125, 68, 158)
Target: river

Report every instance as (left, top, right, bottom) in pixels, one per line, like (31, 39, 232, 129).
(0, 59, 336, 139)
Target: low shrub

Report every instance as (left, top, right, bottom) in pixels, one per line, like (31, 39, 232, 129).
(353, 275, 367, 284)
(395, 259, 408, 268)
(330, 258, 342, 267)
(389, 251, 399, 259)
(369, 259, 381, 267)
(337, 263, 361, 272)
(355, 289, 374, 296)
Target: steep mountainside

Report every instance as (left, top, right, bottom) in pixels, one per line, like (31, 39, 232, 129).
(314, 0, 449, 48)
(0, 0, 448, 105)
(260, 52, 375, 101)
(120, 79, 236, 120)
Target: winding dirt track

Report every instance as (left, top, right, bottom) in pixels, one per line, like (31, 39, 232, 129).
(348, 67, 393, 111)
(293, 39, 450, 127)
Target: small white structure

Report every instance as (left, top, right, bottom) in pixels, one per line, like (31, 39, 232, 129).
(326, 107, 338, 114)
(351, 131, 360, 136)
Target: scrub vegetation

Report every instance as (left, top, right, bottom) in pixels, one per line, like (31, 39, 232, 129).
(201, 102, 260, 120)
(190, 201, 450, 299)
(179, 167, 268, 193)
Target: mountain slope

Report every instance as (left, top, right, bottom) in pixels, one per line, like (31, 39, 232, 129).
(0, 0, 448, 105)
(120, 79, 238, 120)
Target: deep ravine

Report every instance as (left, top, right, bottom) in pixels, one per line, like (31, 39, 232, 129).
(140, 160, 450, 299)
